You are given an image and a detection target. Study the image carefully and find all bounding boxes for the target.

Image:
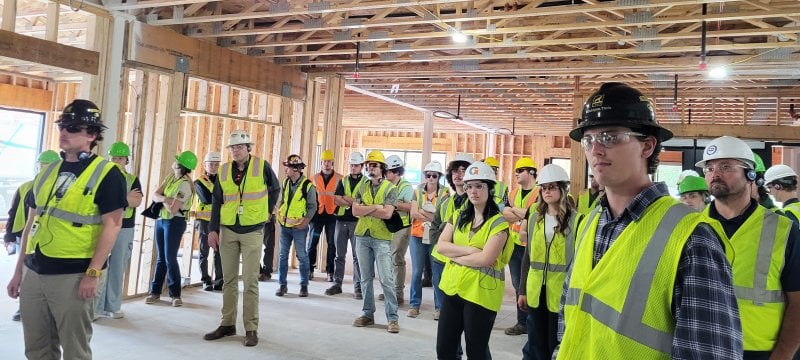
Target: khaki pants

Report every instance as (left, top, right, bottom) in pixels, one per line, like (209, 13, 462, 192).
(391, 227, 411, 299)
(219, 226, 263, 331)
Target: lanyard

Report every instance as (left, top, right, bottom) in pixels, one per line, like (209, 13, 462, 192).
(236, 159, 250, 205)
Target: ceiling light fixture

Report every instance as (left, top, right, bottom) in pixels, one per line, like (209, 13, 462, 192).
(496, 117, 516, 135)
(451, 32, 468, 44)
(709, 65, 728, 79)
(433, 95, 462, 119)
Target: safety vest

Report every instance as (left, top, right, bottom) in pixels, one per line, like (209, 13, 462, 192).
(123, 171, 136, 219)
(430, 191, 465, 263)
(277, 176, 313, 228)
(314, 172, 341, 215)
(508, 187, 539, 246)
(11, 180, 33, 233)
(781, 201, 800, 225)
(703, 205, 789, 351)
(354, 179, 394, 241)
(493, 181, 508, 206)
(219, 157, 269, 226)
(411, 183, 448, 237)
(438, 213, 511, 312)
(159, 174, 192, 220)
(194, 174, 214, 221)
(28, 158, 116, 258)
(577, 190, 602, 215)
(393, 178, 412, 226)
(525, 211, 580, 312)
(335, 175, 365, 216)
(559, 197, 702, 359)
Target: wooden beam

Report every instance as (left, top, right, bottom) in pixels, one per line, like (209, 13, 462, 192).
(45, 2, 59, 42)
(106, 0, 221, 11)
(2, 0, 17, 32)
(0, 30, 99, 74)
(668, 124, 800, 141)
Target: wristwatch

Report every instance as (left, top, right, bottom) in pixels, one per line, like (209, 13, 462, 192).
(85, 268, 102, 278)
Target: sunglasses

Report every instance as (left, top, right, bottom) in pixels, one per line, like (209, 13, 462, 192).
(425, 173, 439, 179)
(515, 168, 531, 174)
(58, 124, 87, 133)
(366, 162, 380, 168)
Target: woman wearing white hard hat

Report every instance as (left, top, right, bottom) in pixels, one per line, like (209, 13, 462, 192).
(407, 160, 448, 318)
(436, 161, 512, 359)
(764, 164, 800, 226)
(517, 164, 581, 360)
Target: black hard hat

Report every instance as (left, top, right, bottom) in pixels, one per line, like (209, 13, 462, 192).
(568, 82, 672, 142)
(56, 99, 106, 128)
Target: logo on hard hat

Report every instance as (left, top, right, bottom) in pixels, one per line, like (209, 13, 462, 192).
(591, 95, 604, 107)
(469, 166, 480, 175)
(706, 145, 718, 156)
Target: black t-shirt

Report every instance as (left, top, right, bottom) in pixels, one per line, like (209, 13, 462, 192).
(334, 175, 363, 222)
(122, 176, 142, 228)
(24, 155, 128, 275)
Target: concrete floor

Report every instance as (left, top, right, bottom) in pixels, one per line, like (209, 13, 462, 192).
(0, 252, 526, 359)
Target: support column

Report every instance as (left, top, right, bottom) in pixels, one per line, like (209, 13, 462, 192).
(45, 2, 59, 42)
(570, 92, 587, 197)
(2, 0, 16, 32)
(421, 111, 433, 166)
(321, 75, 345, 168)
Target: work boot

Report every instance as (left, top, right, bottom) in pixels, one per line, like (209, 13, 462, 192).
(352, 316, 374, 327)
(203, 325, 236, 341)
(505, 323, 527, 336)
(244, 331, 258, 347)
(387, 320, 400, 333)
(258, 273, 271, 282)
(325, 284, 342, 295)
(275, 285, 288, 297)
(299, 285, 309, 297)
(354, 289, 363, 300)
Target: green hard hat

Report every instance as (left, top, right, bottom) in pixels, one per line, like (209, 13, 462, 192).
(175, 150, 198, 170)
(108, 141, 131, 157)
(38, 150, 60, 164)
(678, 175, 708, 195)
(752, 153, 766, 173)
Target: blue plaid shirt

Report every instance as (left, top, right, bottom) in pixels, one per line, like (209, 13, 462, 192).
(557, 182, 742, 359)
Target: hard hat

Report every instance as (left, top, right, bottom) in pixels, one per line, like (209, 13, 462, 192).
(753, 153, 766, 173)
(283, 154, 306, 168)
(56, 99, 106, 128)
(537, 164, 570, 185)
(385, 155, 404, 170)
(514, 157, 537, 171)
(175, 150, 198, 170)
(108, 142, 131, 157)
(677, 169, 700, 185)
(348, 151, 365, 165)
(678, 176, 708, 195)
(204, 151, 221, 162)
(365, 150, 386, 164)
(321, 149, 335, 161)
(764, 164, 798, 184)
(694, 136, 755, 169)
(423, 161, 444, 174)
(38, 150, 60, 164)
(463, 161, 497, 183)
(569, 82, 672, 142)
(451, 153, 475, 166)
(484, 156, 499, 168)
(227, 130, 252, 147)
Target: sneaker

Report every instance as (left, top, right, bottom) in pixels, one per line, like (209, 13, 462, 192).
(11, 309, 20, 322)
(505, 323, 527, 336)
(325, 284, 342, 296)
(203, 325, 236, 341)
(354, 289, 363, 300)
(171, 297, 183, 307)
(275, 285, 288, 297)
(109, 311, 125, 319)
(144, 294, 159, 304)
(299, 285, 308, 297)
(387, 320, 400, 333)
(433, 310, 440, 321)
(258, 273, 271, 282)
(407, 308, 420, 318)
(352, 316, 374, 327)
(378, 293, 384, 301)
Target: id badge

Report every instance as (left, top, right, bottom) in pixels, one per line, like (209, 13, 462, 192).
(30, 221, 40, 237)
(238, 205, 244, 215)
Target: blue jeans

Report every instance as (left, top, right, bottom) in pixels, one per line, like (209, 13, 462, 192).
(508, 244, 526, 325)
(278, 225, 310, 286)
(355, 236, 398, 321)
(96, 227, 134, 313)
(150, 217, 186, 297)
(431, 257, 445, 311)
(409, 236, 431, 309)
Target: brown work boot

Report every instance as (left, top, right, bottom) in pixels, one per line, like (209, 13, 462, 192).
(352, 316, 375, 327)
(387, 320, 400, 333)
(203, 325, 236, 341)
(258, 273, 271, 282)
(244, 331, 258, 347)
(505, 323, 527, 336)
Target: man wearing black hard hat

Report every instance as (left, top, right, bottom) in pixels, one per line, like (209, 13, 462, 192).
(6, 99, 128, 359)
(555, 83, 742, 359)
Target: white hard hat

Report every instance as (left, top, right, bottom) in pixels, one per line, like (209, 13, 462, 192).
(677, 169, 700, 185)
(423, 161, 444, 174)
(204, 151, 221, 162)
(452, 153, 475, 165)
(349, 151, 364, 165)
(227, 130, 252, 147)
(764, 164, 798, 184)
(386, 155, 404, 170)
(695, 136, 755, 169)
(537, 164, 570, 185)
(463, 161, 496, 183)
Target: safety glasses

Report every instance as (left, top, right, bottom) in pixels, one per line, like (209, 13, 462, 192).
(580, 131, 646, 151)
(58, 124, 87, 133)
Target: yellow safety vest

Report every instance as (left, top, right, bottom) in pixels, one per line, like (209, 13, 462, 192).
(123, 171, 136, 219)
(28, 158, 116, 258)
(559, 197, 703, 359)
(394, 179, 412, 226)
(354, 180, 394, 241)
(703, 205, 789, 351)
(781, 202, 800, 225)
(438, 213, 511, 312)
(525, 211, 580, 312)
(219, 157, 269, 226)
(508, 187, 538, 246)
(159, 175, 192, 220)
(277, 176, 313, 228)
(577, 190, 602, 215)
(493, 181, 508, 207)
(430, 191, 463, 263)
(11, 180, 33, 233)
(194, 175, 214, 221)
(335, 175, 365, 216)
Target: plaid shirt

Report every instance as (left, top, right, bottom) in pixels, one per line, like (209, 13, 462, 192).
(557, 183, 742, 359)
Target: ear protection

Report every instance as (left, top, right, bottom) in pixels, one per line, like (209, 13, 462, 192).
(61, 151, 92, 161)
(772, 183, 784, 191)
(755, 177, 765, 187)
(745, 168, 757, 182)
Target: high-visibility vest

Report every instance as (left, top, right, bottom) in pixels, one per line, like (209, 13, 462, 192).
(493, 181, 508, 206)
(335, 175, 365, 216)
(159, 175, 192, 220)
(703, 205, 790, 351)
(525, 211, 580, 312)
(438, 213, 511, 312)
(508, 187, 538, 246)
(123, 171, 136, 219)
(219, 157, 269, 226)
(277, 176, 313, 228)
(781, 201, 800, 225)
(314, 172, 341, 215)
(194, 174, 214, 221)
(559, 197, 702, 359)
(11, 180, 33, 233)
(394, 179, 412, 226)
(577, 190, 602, 215)
(411, 184, 448, 237)
(431, 191, 465, 263)
(354, 180, 394, 241)
(28, 158, 116, 258)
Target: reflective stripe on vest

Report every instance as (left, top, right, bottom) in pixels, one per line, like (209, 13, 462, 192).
(218, 157, 269, 226)
(315, 172, 341, 215)
(528, 213, 577, 273)
(336, 175, 365, 216)
(577, 190, 602, 215)
(509, 187, 538, 246)
(35, 159, 109, 225)
(11, 181, 33, 233)
(194, 175, 214, 221)
(159, 175, 192, 220)
(493, 181, 507, 206)
(734, 209, 783, 304)
(354, 180, 394, 240)
(277, 177, 312, 227)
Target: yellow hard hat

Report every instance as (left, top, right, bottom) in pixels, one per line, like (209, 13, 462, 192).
(321, 149, 334, 161)
(484, 156, 499, 168)
(514, 157, 537, 171)
(366, 150, 386, 164)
